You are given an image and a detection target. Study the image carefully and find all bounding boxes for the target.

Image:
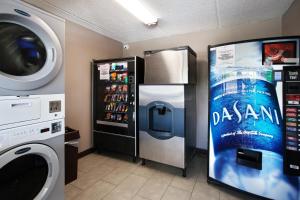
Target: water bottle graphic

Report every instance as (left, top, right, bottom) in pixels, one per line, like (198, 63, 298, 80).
(210, 65, 299, 200)
(210, 65, 282, 154)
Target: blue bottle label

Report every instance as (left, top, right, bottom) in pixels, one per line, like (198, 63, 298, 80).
(210, 78, 283, 154)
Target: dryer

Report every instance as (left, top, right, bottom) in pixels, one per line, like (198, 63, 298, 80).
(0, 0, 64, 96)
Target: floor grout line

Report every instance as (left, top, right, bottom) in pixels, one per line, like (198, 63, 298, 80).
(67, 183, 83, 191)
(159, 173, 175, 200)
(189, 177, 197, 200)
(67, 154, 242, 200)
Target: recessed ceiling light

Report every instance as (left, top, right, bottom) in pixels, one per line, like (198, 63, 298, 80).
(115, 0, 158, 26)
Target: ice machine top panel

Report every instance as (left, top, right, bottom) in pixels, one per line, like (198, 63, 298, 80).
(144, 46, 196, 84)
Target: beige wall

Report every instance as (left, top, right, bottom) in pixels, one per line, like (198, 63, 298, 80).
(282, 0, 300, 35)
(124, 17, 282, 149)
(65, 21, 123, 152)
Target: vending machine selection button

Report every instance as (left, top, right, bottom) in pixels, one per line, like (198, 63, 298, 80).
(286, 122, 297, 127)
(290, 164, 300, 170)
(288, 101, 300, 105)
(287, 113, 297, 117)
(287, 141, 298, 146)
(287, 127, 297, 132)
(287, 136, 297, 141)
(287, 118, 297, 122)
(287, 132, 297, 136)
(287, 146, 297, 151)
(286, 108, 297, 112)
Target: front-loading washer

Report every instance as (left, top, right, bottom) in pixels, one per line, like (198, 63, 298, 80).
(0, 119, 64, 200)
(0, 0, 64, 96)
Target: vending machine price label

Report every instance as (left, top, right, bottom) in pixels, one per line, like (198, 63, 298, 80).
(98, 64, 110, 80)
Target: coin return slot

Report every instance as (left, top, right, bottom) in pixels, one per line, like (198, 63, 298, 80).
(40, 128, 50, 133)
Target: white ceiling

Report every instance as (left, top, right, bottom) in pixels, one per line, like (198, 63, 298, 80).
(23, 0, 294, 43)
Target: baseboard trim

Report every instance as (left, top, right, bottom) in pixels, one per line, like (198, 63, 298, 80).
(78, 147, 207, 158)
(196, 148, 208, 155)
(78, 147, 96, 158)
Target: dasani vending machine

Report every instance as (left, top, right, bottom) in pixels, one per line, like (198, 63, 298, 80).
(208, 36, 300, 200)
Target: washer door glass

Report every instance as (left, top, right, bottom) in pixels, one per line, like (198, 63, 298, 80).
(0, 11, 62, 91)
(0, 22, 47, 76)
(0, 144, 60, 200)
(0, 154, 48, 200)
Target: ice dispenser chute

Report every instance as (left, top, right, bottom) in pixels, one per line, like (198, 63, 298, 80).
(147, 101, 174, 139)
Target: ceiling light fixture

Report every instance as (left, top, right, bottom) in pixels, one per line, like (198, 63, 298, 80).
(115, 0, 158, 26)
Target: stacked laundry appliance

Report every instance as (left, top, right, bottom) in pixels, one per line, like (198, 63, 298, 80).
(139, 46, 197, 176)
(0, 1, 65, 199)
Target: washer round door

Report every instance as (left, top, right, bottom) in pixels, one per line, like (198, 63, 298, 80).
(0, 9, 63, 91)
(0, 144, 60, 200)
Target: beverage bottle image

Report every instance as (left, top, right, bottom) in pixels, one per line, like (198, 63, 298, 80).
(210, 64, 299, 200)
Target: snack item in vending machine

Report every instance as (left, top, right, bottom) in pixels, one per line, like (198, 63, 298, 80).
(116, 104, 120, 112)
(117, 73, 122, 81)
(123, 114, 128, 122)
(111, 72, 117, 81)
(105, 86, 110, 93)
(117, 114, 122, 121)
(104, 94, 110, 102)
(116, 85, 121, 92)
(111, 85, 117, 92)
(121, 73, 128, 83)
(122, 73, 127, 80)
(105, 112, 112, 120)
(122, 85, 128, 92)
(111, 63, 116, 71)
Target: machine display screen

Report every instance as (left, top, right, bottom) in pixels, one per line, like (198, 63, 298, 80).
(208, 37, 300, 200)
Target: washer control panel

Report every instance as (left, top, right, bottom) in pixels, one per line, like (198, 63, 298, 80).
(0, 119, 64, 151)
(0, 94, 65, 131)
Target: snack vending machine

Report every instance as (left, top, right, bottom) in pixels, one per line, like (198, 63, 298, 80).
(208, 36, 300, 200)
(92, 57, 144, 160)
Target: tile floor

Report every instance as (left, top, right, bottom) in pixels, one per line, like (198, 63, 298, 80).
(65, 153, 258, 200)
